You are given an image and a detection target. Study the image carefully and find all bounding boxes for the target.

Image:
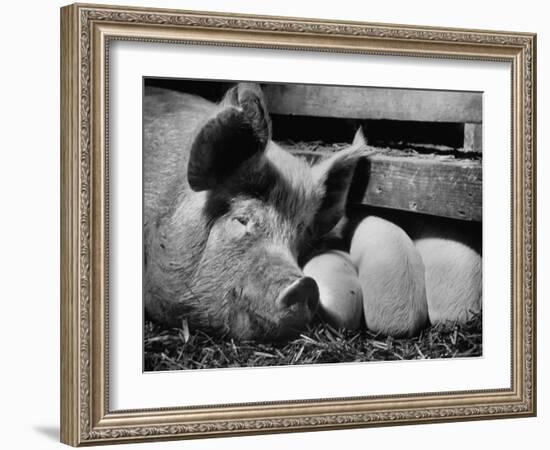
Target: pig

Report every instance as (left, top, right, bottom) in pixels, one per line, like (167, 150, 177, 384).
(349, 216, 429, 337)
(303, 250, 363, 330)
(414, 223, 482, 325)
(144, 83, 368, 341)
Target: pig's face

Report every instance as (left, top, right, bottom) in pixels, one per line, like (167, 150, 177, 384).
(193, 192, 319, 340)
(149, 83, 365, 341)
(191, 150, 341, 340)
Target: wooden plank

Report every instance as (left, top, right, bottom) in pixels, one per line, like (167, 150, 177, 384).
(359, 154, 482, 221)
(264, 84, 482, 124)
(290, 150, 482, 222)
(463, 123, 483, 153)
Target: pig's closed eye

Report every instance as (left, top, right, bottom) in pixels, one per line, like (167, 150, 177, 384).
(232, 216, 254, 234)
(226, 215, 251, 239)
(234, 216, 249, 227)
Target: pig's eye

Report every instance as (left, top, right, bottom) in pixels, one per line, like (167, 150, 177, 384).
(234, 216, 249, 227)
(226, 215, 252, 239)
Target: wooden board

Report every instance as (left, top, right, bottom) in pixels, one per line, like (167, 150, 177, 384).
(264, 84, 482, 124)
(290, 150, 482, 222)
(463, 123, 483, 153)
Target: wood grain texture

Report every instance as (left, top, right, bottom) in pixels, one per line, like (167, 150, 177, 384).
(358, 154, 481, 221)
(264, 84, 483, 123)
(463, 123, 483, 153)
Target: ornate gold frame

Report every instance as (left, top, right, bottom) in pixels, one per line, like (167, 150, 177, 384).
(60, 3, 536, 446)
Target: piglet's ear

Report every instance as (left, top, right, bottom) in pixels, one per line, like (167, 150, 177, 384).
(311, 135, 372, 235)
(188, 83, 271, 192)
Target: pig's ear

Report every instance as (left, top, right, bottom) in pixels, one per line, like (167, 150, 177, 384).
(221, 83, 271, 145)
(352, 125, 368, 147)
(188, 84, 271, 191)
(311, 144, 368, 236)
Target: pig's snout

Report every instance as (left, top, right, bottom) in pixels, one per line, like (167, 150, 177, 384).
(276, 277, 319, 313)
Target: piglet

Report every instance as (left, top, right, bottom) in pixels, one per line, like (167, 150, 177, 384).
(350, 216, 429, 337)
(303, 250, 363, 330)
(415, 233, 481, 325)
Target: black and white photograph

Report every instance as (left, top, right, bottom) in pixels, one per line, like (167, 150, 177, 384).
(48, 0, 541, 446)
(143, 78, 483, 371)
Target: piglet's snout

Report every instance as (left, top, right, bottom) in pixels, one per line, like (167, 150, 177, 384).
(276, 277, 319, 312)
